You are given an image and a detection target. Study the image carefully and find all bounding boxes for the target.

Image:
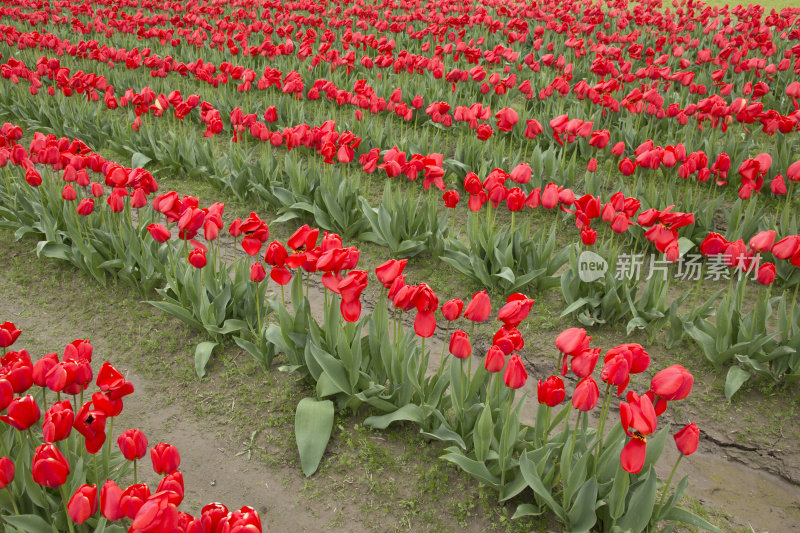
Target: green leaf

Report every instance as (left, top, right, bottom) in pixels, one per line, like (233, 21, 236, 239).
(512, 503, 543, 519)
(661, 507, 721, 532)
(519, 450, 566, 521)
(131, 151, 152, 169)
(295, 397, 334, 477)
(363, 404, 424, 429)
(617, 466, 658, 533)
(724, 366, 751, 401)
(194, 341, 218, 379)
(3, 515, 54, 533)
(473, 403, 493, 462)
(567, 477, 598, 533)
(440, 450, 500, 488)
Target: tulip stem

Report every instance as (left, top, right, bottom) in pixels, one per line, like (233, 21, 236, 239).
(657, 454, 683, 518)
(58, 484, 76, 533)
(592, 383, 614, 476)
(499, 392, 514, 498)
(105, 417, 114, 478)
(438, 324, 450, 378)
(789, 279, 800, 330)
(133, 459, 138, 485)
(5, 486, 18, 514)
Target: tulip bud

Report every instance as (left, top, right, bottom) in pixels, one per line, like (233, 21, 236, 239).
(673, 422, 700, 455)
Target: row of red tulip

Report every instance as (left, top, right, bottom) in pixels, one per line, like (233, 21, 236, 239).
(0, 325, 263, 531)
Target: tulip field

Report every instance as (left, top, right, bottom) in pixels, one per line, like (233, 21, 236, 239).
(1, 0, 800, 530)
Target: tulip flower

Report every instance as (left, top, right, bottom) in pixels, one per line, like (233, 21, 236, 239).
(619, 392, 658, 473)
(42, 400, 74, 442)
(572, 377, 599, 411)
(0, 457, 14, 489)
(449, 330, 471, 359)
(756, 263, 776, 285)
(464, 290, 491, 322)
(151, 443, 181, 475)
(674, 422, 700, 455)
(555, 327, 590, 356)
(413, 284, 439, 337)
(68, 484, 98, 524)
(156, 471, 184, 506)
(497, 294, 534, 327)
(147, 224, 171, 243)
(31, 443, 70, 488)
(0, 394, 40, 430)
(250, 262, 266, 282)
(0, 322, 21, 348)
(188, 248, 206, 269)
(100, 479, 125, 521)
(118, 429, 149, 461)
(537, 376, 565, 407)
(441, 299, 463, 321)
(503, 354, 527, 389)
(77, 198, 94, 216)
(442, 190, 460, 208)
(120, 483, 151, 519)
(375, 259, 407, 288)
(130, 491, 180, 532)
(651, 364, 693, 401)
(749, 230, 776, 253)
(484, 345, 506, 373)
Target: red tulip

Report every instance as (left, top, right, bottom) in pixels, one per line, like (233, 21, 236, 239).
(74, 401, 108, 454)
(0, 457, 14, 489)
(484, 345, 506, 373)
(250, 262, 266, 282)
(100, 479, 125, 521)
(555, 328, 590, 356)
(571, 348, 600, 378)
(497, 294, 534, 327)
(537, 376, 565, 407)
(503, 353, 527, 389)
(756, 263, 776, 285)
(146, 224, 170, 243)
(130, 491, 179, 533)
(449, 330, 471, 359)
(476, 123, 493, 141)
(151, 443, 181, 475)
(674, 422, 700, 455)
(495, 107, 518, 132)
(62, 184, 77, 201)
(749, 230, 776, 253)
(572, 377, 599, 411)
(581, 227, 597, 245)
(464, 290, 491, 322)
(413, 283, 439, 337)
(0, 322, 21, 348)
(188, 248, 206, 269)
(118, 429, 149, 461)
(0, 394, 40, 430)
(375, 259, 407, 288)
(156, 471, 184, 506)
(339, 270, 368, 323)
(31, 443, 70, 488)
(442, 189, 460, 208)
(120, 483, 151, 520)
(524, 119, 543, 139)
(651, 364, 693, 401)
(772, 235, 800, 259)
(42, 400, 74, 442)
(619, 157, 636, 176)
(510, 163, 531, 184)
(441, 298, 463, 321)
(587, 158, 598, 172)
(77, 198, 94, 215)
(68, 484, 98, 524)
(611, 142, 625, 156)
